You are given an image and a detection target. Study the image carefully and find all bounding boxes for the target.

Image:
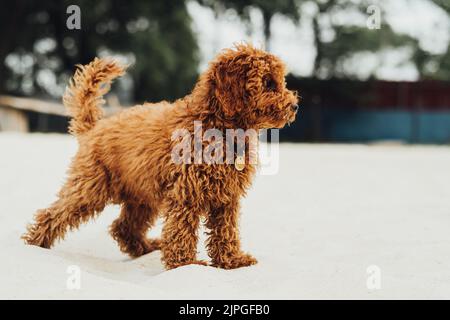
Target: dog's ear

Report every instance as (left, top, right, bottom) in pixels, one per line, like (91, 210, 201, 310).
(212, 61, 247, 118)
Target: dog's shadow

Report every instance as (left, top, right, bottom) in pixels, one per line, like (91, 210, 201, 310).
(53, 249, 168, 283)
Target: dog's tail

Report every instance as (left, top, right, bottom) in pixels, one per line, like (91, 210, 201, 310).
(63, 57, 127, 136)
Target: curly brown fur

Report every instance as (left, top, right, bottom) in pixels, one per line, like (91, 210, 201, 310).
(63, 57, 127, 136)
(22, 44, 298, 270)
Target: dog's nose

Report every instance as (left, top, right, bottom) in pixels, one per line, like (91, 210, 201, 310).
(291, 104, 299, 112)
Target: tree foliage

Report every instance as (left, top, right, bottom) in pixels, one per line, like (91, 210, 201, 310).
(0, 0, 199, 102)
(428, 0, 450, 80)
(199, 0, 301, 50)
(207, 0, 450, 81)
(0, 0, 449, 103)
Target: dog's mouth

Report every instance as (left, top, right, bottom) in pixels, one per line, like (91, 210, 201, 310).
(280, 109, 298, 128)
(287, 110, 298, 125)
(257, 103, 299, 129)
(269, 115, 295, 129)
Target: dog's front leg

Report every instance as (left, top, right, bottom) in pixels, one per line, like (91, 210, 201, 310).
(206, 201, 257, 269)
(161, 199, 207, 269)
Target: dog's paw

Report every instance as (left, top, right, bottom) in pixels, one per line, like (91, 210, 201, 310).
(145, 238, 162, 252)
(123, 237, 161, 258)
(22, 232, 51, 248)
(165, 260, 208, 270)
(22, 225, 52, 248)
(211, 253, 258, 269)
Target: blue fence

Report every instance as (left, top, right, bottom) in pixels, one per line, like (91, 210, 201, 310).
(327, 110, 450, 143)
(282, 108, 450, 144)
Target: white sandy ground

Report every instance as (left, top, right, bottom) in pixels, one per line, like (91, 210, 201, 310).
(1, 133, 450, 299)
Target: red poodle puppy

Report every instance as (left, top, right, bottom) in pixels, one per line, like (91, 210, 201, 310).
(23, 44, 299, 269)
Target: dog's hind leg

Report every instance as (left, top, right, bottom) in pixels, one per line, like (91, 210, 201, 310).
(22, 156, 110, 248)
(110, 202, 161, 258)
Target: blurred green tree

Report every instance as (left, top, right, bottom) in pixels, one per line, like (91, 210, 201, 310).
(0, 0, 199, 102)
(427, 0, 450, 80)
(198, 0, 301, 50)
(204, 0, 449, 81)
(1, 0, 449, 104)
(307, 0, 416, 79)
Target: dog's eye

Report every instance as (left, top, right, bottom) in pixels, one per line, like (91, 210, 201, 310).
(264, 77, 277, 91)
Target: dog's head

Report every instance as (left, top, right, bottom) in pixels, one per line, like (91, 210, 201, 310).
(206, 44, 299, 129)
